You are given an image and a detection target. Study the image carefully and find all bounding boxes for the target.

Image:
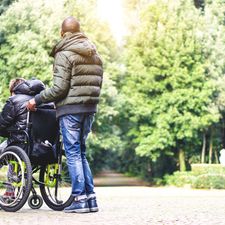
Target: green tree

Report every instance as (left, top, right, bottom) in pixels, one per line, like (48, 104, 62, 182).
(0, 0, 122, 173)
(200, 0, 225, 163)
(121, 0, 224, 172)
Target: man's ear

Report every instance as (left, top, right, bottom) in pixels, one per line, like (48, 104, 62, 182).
(61, 30, 64, 37)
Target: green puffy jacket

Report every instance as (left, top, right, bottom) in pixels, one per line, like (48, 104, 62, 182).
(35, 32, 103, 118)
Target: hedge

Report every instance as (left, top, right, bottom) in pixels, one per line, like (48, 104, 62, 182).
(164, 164, 225, 189)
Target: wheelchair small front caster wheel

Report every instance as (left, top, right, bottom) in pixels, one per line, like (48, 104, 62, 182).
(28, 195, 43, 209)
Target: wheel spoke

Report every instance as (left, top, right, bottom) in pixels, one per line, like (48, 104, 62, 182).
(0, 146, 32, 212)
(39, 156, 73, 210)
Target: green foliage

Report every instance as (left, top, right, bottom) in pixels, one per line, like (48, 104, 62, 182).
(1, 0, 225, 180)
(0, 0, 65, 101)
(193, 174, 225, 189)
(164, 171, 225, 189)
(164, 164, 225, 189)
(191, 163, 225, 175)
(0, 0, 122, 173)
(164, 171, 195, 187)
(121, 0, 225, 168)
(0, 0, 15, 15)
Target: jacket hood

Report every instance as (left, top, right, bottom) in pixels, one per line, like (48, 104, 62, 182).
(50, 32, 97, 57)
(14, 79, 45, 95)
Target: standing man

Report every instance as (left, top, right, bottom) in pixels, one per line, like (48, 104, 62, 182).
(27, 16, 103, 213)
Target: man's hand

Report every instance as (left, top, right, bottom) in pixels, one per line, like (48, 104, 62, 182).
(26, 98, 37, 111)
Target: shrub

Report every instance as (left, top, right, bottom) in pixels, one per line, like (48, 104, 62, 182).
(191, 164, 225, 175)
(164, 164, 225, 189)
(164, 171, 195, 187)
(192, 174, 225, 189)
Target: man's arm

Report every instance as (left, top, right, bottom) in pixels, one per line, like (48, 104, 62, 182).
(27, 52, 72, 110)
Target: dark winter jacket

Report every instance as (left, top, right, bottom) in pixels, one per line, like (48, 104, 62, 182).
(35, 32, 103, 118)
(0, 79, 45, 146)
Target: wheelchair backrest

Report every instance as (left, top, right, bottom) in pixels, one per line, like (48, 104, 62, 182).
(30, 108, 59, 145)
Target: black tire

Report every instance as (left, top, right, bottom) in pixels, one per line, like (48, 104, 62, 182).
(0, 146, 32, 212)
(39, 160, 73, 211)
(28, 195, 43, 209)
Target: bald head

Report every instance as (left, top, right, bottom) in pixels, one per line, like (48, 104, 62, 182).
(61, 16, 80, 36)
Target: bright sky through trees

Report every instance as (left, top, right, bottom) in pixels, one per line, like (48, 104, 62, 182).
(97, 0, 126, 44)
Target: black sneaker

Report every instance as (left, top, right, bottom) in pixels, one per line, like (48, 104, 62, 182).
(64, 199, 90, 213)
(88, 197, 99, 212)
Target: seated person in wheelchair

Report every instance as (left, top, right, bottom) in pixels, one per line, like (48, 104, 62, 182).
(0, 78, 47, 197)
(0, 78, 47, 150)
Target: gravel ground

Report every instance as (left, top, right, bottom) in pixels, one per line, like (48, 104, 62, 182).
(1, 186, 225, 225)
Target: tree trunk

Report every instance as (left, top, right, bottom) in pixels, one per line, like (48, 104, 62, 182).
(214, 149, 219, 164)
(222, 117, 225, 149)
(178, 149, 186, 171)
(209, 128, 213, 164)
(201, 132, 206, 163)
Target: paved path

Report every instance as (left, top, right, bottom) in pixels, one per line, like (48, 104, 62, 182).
(94, 170, 148, 186)
(1, 172, 225, 225)
(1, 187, 225, 225)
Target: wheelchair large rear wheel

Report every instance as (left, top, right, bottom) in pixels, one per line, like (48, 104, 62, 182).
(39, 155, 73, 211)
(0, 146, 32, 212)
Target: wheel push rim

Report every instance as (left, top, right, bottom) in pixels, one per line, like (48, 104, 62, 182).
(0, 151, 25, 207)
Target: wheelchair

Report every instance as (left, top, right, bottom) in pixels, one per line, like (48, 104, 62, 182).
(0, 108, 73, 212)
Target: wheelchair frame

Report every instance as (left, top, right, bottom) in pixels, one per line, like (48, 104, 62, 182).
(0, 110, 73, 212)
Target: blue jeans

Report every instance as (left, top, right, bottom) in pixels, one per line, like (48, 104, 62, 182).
(59, 114, 96, 200)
